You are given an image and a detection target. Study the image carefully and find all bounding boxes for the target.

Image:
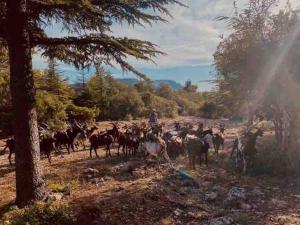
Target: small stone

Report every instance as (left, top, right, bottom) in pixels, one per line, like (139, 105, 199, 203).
(188, 212, 196, 217)
(202, 181, 212, 188)
(84, 168, 100, 174)
(205, 192, 218, 202)
(249, 188, 264, 198)
(49, 192, 64, 201)
(161, 217, 174, 225)
(224, 187, 246, 208)
(239, 202, 252, 210)
(270, 199, 288, 208)
(174, 208, 183, 216)
(203, 216, 236, 225)
(212, 185, 223, 192)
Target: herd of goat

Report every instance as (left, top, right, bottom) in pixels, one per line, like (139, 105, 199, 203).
(1, 119, 265, 173)
(1, 120, 228, 168)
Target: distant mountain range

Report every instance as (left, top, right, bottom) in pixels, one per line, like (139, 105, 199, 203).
(33, 60, 215, 91)
(116, 78, 182, 90)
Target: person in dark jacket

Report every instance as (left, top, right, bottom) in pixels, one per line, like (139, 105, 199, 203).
(148, 109, 158, 127)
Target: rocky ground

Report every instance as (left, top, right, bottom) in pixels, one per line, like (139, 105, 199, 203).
(0, 118, 299, 225)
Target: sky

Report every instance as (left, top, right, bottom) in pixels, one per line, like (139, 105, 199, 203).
(33, 0, 300, 91)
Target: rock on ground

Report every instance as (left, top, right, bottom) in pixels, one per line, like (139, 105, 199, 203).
(202, 216, 239, 225)
(224, 187, 246, 208)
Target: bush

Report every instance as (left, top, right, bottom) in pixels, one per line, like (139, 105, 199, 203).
(36, 91, 68, 130)
(66, 103, 99, 125)
(109, 87, 145, 120)
(199, 102, 221, 119)
(3, 202, 74, 225)
(147, 95, 178, 118)
(250, 138, 300, 176)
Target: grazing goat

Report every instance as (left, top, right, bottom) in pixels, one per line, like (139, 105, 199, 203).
(75, 126, 98, 150)
(163, 132, 185, 159)
(2, 136, 55, 165)
(117, 133, 128, 156)
(174, 121, 181, 131)
(151, 124, 163, 137)
(167, 137, 186, 159)
(138, 137, 170, 162)
(186, 133, 212, 169)
(89, 133, 114, 158)
(40, 136, 56, 163)
(231, 128, 264, 173)
(212, 133, 224, 155)
(106, 123, 120, 142)
(2, 138, 15, 165)
(117, 132, 140, 156)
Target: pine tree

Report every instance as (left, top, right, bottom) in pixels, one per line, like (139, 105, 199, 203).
(0, 0, 184, 207)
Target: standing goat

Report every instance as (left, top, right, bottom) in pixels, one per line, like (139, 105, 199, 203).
(89, 133, 114, 158)
(2, 136, 56, 165)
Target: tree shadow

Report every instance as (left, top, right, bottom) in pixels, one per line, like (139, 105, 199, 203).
(0, 163, 14, 177)
(72, 171, 201, 225)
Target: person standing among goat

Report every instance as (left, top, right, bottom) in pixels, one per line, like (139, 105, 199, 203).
(148, 109, 158, 127)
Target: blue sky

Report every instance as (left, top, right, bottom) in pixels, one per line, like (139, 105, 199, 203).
(33, 0, 299, 91)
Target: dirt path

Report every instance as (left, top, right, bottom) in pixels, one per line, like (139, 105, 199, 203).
(0, 118, 299, 225)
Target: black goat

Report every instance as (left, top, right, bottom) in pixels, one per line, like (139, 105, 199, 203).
(89, 133, 114, 158)
(186, 133, 212, 169)
(54, 125, 83, 154)
(2, 137, 55, 165)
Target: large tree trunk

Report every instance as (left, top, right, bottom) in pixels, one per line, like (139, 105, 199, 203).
(7, 0, 47, 207)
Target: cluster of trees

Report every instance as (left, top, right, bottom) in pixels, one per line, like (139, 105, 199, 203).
(0, 57, 205, 136)
(74, 72, 205, 120)
(0, 56, 99, 135)
(213, 0, 300, 150)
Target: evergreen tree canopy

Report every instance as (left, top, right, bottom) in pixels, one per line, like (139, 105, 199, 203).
(0, 0, 185, 78)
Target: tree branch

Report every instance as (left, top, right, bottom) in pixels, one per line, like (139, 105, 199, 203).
(34, 35, 165, 79)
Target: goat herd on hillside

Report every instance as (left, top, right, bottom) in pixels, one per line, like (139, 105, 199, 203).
(1, 119, 263, 173)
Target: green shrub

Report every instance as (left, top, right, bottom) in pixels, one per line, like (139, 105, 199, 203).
(250, 139, 300, 176)
(36, 91, 68, 131)
(66, 103, 99, 125)
(3, 202, 74, 225)
(199, 102, 221, 119)
(48, 180, 79, 195)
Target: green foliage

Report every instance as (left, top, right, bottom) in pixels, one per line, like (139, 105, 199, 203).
(148, 95, 178, 118)
(214, 0, 300, 119)
(36, 91, 68, 131)
(0, 57, 100, 133)
(199, 102, 221, 119)
(72, 68, 206, 120)
(1, 0, 185, 79)
(34, 63, 99, 130)
(3, 202, 74, 225)
(48, 180, 79, 195)
(250, 138, 300, 176)
(66, 103, 99, 125)
(214, 0, 300, 149)
(0, 47, 12, 136)
(109, 85, 145, 120)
